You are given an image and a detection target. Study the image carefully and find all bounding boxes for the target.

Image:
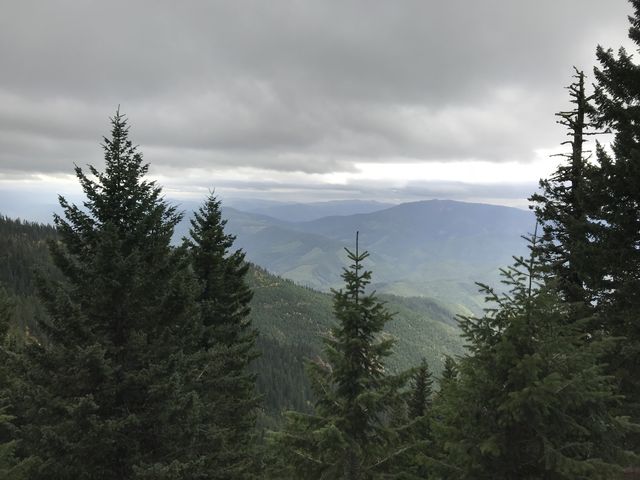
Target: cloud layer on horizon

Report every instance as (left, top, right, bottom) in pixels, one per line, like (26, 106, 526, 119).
(0, 0, 633, 199)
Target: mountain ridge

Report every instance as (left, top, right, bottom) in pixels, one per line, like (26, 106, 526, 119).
(2, 197, 534, 312)
(215, 199, 534, 312)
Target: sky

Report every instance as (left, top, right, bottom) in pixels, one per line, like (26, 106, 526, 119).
(0, 0, 635, 211)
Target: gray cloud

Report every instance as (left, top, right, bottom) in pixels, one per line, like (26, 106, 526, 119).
(0, 179, 539, 224)
(151, 173, 539, 208)
(0, 0, 633, 179)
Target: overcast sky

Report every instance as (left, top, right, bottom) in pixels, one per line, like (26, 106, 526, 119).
(0, 0, 634, 208)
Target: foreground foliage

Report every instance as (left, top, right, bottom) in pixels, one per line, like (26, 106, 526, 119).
(593, 0, 640, 449)
(433, 236, 631, 479)
(269, 238, 413, 479)
(0, 288, 34, 479)
(12, 112, 259, 479)
(186, 193, 260, 478)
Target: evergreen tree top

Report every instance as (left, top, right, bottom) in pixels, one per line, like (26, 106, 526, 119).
(408, 358, 433, 419)
(270, 236, 411, 479)
(53, 110, 180, 254)
(333, 232, 372, 299)
(187, 192, 235, 255)
(439, 355, 458, 384)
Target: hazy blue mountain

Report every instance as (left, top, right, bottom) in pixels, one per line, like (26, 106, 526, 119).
(214, 200, 534, 312)
(230, 199, 395, 222)
(2, 191, 533, 312)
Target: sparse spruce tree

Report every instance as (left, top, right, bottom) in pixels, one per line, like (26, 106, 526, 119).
(17, 111, 212, 479)
(593, 0, 640, 449)
(407, 358, 433, 419)
(439, 355, 458, 388)
(434, 233, 630, 479)
(529, 68, 599, 308)
(185, 193, 259, 478)
(269, 234, 410, 479)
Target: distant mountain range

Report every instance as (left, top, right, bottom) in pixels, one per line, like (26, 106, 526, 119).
(0, 194, 394, 230)
(1, 191, 534, 312)
(199, 199, 535, 313)
(225, 199, 395, 222)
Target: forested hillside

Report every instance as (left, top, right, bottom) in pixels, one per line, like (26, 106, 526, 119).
(214, 200, 533, 312)
(248, 265, 462, 416)
(0, 214, 463, 419)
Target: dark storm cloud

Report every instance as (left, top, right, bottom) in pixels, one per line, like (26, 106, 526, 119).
(0, 0, 632, 177)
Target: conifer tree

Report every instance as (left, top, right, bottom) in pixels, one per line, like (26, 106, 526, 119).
(407, 358, 433, 419)
(185, 193, 259, 478)
(529, 68, 599, 307)
(428, 356, 460, 480)
(186, 193, 255, 350)
(402, 358, 435, 480)
(434, 233, 630, 479)
(593, 0, 640, 448)
(18, 111, 210, 479)
(438, 356, 458, 388)
(270, 234, 410, 479)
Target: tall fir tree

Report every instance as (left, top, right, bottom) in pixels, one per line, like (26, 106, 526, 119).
(269, 234, 410, 479)
(529, 68, 599, 308)
(186, 193, 255, 349)
(434, 233, 631, 479)
(593, 0, 640, 449)
(185, 193, 260, 479)
(17, 111, 214, 479)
